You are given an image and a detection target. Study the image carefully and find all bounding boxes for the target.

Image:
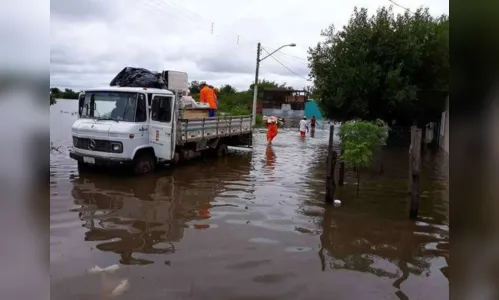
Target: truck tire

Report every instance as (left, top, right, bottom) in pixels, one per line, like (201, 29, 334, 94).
(215, 143, 229, 157)
(133, 151, 156, 175)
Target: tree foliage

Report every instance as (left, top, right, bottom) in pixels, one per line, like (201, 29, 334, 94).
(219, 84, 237, 94)
(50, 87, 80, 100)
(338, 120, 388, 194)
(339, 119, 388, 167)
(308, 6, 449, 127)
(249, 79, 291, 91)
(189, 81, 201, 94)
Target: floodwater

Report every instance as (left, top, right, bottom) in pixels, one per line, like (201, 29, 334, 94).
(50, 100, 449, 300)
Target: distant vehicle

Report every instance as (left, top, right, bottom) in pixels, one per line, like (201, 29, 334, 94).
(69, 70, 253, 175)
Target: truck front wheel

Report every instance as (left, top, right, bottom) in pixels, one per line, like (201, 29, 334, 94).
(133, 151, 156, 175)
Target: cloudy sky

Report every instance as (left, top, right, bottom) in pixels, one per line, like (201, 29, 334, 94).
(49, 0, 448, 91)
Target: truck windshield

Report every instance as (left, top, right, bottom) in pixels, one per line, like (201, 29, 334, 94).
(80, 91, 140, 122)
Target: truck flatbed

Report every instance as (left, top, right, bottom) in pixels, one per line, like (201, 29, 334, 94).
(178, 115, 252, 143)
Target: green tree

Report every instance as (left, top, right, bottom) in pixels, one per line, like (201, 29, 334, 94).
(189, 81, 201, 94)
(219, 84, 237, 94)
(308, 6, 449, 127)
(248, 79, 291, 92)
(50, 87, 61, 95)
(338, 120, 388, 195)
(50, 87, 80, 100)
(63, 88, 79, 99)
(304, 85, 319, 99)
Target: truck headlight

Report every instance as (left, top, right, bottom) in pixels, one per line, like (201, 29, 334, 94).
(111, 142, 123, 153)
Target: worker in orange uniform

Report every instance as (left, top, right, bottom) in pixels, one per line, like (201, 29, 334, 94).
(266, 116, 278, 145)
(200, 82, 217, 117)
(212, 86, 219, 108)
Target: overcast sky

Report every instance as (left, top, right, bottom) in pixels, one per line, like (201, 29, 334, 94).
(49, 0, 448, 91)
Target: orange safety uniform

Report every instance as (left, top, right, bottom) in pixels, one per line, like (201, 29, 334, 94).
(200, 86, 217, 109)
(266, 122, 278, 143)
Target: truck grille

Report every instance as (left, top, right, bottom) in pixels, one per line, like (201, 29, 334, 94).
(73, 137, 112, 152)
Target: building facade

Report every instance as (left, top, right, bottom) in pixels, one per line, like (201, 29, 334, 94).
(258, 88, 309, 127)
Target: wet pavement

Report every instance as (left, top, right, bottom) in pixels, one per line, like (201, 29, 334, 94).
(50, 100, 449, 300)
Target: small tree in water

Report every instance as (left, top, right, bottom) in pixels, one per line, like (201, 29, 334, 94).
(338, 120, 388, 195)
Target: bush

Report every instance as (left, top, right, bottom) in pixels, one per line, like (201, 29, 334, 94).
(338, 119, 388, 195)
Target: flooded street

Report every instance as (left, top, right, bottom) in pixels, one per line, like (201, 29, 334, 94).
(50, 100, 448, 299)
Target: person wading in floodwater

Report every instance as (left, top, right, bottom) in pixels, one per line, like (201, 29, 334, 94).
(299, 116, 309, 137)
(311, 116, 316, 129)
(310, 116, 317, 137)
(266, 116, 278, 145)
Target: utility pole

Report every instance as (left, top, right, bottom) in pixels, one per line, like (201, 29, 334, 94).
(251, 42, 295, 126)
(251, 42, 261, 126)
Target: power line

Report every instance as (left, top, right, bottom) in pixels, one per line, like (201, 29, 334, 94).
(161, 0, 309, 61)
(142, 0, 250, 50)
(132, 0, 310, 70)
(388, 0, 413, 13)
(262, 48, 310, 81)
(274, 51, 309, 62)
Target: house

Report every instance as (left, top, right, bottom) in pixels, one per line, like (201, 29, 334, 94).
(257, 88, 309, 127)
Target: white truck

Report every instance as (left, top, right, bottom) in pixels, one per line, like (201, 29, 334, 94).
(69, 71, 253, 175)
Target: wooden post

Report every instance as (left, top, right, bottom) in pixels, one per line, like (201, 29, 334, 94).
(409, 125, 422, 219)
(408, 146, 412, 194)
(339, 159, 345, 186)
(325, 125, 337, 203)
(421, 123, 427, 155)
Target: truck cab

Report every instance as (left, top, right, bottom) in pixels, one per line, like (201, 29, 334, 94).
(70, 86, 179, 174)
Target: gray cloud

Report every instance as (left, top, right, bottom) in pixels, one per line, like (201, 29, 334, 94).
(47, 0, 448, 91)
(196, 51, 254, 74)
(50, 0, 118, 21)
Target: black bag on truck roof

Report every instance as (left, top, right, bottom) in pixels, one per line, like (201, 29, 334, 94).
(109, 67, 167, 89)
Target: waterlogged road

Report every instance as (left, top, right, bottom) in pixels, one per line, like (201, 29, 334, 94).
(50, 100, 449, 300)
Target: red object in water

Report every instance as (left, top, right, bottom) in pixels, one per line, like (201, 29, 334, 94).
(193, 224, 210, 230)
(266, 123, 278, 142)
(198, 209, 210, 217)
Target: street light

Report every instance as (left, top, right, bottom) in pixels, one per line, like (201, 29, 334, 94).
(252, 42, 296, 125)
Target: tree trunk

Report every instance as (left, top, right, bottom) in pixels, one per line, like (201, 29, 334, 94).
(339, 154, 345, 187)
(356, 167, 360, 197)
(409, 126, 422, 219)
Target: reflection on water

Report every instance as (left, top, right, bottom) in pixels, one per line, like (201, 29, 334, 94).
(50, 100, 448, 300)
(68, 153, 254, 265)
(72, 176, 181, 265)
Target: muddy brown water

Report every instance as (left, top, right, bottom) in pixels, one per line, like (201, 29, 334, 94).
(50, 100, 449, 300)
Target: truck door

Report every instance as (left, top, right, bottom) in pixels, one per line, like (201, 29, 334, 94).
(149, 94, 175, 161)
(77, 92, 85, 117)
